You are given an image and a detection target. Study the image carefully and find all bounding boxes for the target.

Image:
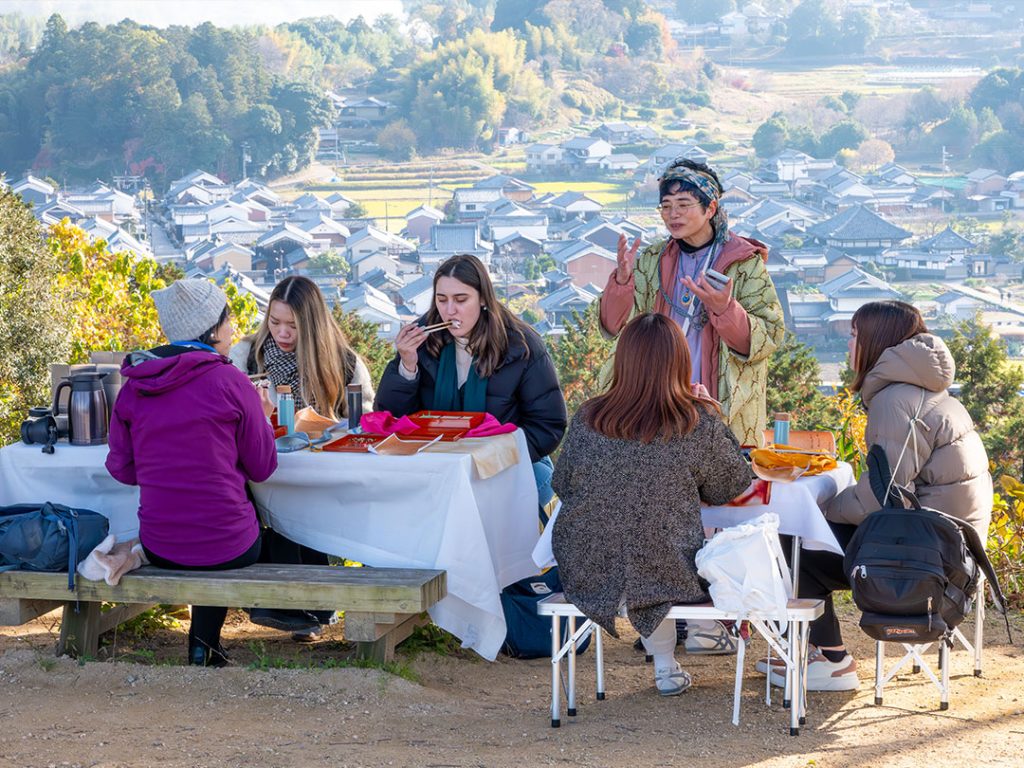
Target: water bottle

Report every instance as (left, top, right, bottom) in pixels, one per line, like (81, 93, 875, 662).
(773, 412, 790, 446)
(277, 385, 295, 435)
(346, 384, 363, 433)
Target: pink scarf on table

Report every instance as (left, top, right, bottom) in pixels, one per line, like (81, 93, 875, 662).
(360, 411, 517, 438)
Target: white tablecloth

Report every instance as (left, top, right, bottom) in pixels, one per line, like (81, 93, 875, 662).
(0, 433, 541, 661)
(532, 463, 855, 569)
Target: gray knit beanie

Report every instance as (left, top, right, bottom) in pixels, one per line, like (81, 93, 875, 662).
(151, 279, 228, 342)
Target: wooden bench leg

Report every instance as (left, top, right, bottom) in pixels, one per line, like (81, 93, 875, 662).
(347, 612, 428, 663)
(58, 601, 102, 659)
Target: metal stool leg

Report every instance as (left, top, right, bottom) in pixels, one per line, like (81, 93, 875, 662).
(874, 640, 884, 705)
(550, 614, 561, 728)
(974, 578, 985, 677)
(595, 625, 606, 700)
(567, 615, 577, 716)
(940, 637, 950, 711)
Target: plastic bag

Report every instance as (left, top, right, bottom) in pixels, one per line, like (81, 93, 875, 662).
(694, 512, 792, 621)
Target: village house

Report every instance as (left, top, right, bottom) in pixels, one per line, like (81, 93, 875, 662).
(524, 143, 564, 173)
(453, 187, 503, 221)
(547, 238, 616, 288)
(541, 191, 604, 222)
(10, 175, 57, 207)
(560, 137, 614, 173)
(418, 223, 492, 271)
(537, 283, 600, 330)
(482, 201, 549, 242)
(339, 283, 403, 338)
(786, 267, 903, 339)
(336, 96, 393, 127)
(404, 204, 445, 244)
(805, 204, 912, 258)
(472, 174, 536, 204)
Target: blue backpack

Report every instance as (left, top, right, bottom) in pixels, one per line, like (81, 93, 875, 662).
(0, 502, 109, 589)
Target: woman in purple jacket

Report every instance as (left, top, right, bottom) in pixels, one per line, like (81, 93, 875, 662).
(106, 279, 277, 667)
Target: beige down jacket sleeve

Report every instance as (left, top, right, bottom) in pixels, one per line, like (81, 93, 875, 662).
(826, 334, 992, 542)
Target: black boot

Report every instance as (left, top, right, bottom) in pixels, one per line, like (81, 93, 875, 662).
(188, 639, 229, 668)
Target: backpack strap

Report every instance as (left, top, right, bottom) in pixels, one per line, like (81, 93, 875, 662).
(953, 516, 1014, 643)
(883, 388, 931, 507)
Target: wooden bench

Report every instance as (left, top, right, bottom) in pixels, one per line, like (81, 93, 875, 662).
(0, 564, 446, 663)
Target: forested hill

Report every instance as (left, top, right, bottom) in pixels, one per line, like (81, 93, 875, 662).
(0, 1, 694, 186)
(0, 15, 334, 182)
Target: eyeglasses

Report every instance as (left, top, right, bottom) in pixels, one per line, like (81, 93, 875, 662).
(656, 201, 703, 215)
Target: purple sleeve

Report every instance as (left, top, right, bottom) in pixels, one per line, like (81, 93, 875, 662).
(105, 397, 138, 486)
(230, 373, 278, 483)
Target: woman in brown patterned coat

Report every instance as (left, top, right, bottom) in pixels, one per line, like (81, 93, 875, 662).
(551, 313, 752, 696)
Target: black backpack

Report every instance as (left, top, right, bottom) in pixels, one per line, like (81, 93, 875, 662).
(0, 502, 109, 590)
(843, 445, 1010, 644)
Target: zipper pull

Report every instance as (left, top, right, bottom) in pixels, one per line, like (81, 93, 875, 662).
(859, 565, 867, 579)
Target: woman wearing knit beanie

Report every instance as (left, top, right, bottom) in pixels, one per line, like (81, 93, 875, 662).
(106, 279, 278, 667)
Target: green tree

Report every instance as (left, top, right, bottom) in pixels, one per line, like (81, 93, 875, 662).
(331, 305, 394, 386)
(766, 332, 830, 430)
(0, 187, 71, 444)
(308, 250, 350, 277)
(753, 114, 789, 158)
(377, 119, 418, 161)
(818, 120, 869, 157)
(839, 7, 879, 54)
(785, 0, 840, 54)
(946, 314, 1024, 475)
(946, 315, 1024, 430)
(545, 303, 614, 418)
(972, 130, 1024, 175)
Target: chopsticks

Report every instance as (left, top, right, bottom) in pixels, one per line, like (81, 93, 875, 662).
(422, 320, 458, 334)
(770, 447, 838, 457)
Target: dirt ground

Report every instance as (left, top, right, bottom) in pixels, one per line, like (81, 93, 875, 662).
(1, 603, 1022, 768)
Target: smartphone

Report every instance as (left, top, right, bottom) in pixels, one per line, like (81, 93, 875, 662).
(704, 268, 730, 290)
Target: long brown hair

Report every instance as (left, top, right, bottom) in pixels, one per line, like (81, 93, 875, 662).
(850, 300, 929, 392)
(250, 276, 357, 419)
(585, 313, 718, 443)
(423, 254, 532, 378)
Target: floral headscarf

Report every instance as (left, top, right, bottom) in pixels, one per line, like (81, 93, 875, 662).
(659, 159, 729, 246)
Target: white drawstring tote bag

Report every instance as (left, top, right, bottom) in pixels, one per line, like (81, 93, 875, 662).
(694, 512, 792, 622)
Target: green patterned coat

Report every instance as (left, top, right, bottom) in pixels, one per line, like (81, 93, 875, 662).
(599, 234, 785, 446)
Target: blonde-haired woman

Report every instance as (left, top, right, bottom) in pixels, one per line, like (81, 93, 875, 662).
(231, 275, 374, 420)
(230, 275, 374, 640)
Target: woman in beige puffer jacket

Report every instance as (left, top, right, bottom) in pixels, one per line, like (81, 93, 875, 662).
(827, 311, 992, 541)
(770, 301, 992, 693)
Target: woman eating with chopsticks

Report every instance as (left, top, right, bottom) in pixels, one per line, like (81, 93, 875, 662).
(375, 253, 567, 474)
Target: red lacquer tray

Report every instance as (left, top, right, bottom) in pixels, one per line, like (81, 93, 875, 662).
(406, 410, 485, 441)
(321, 433, 387, 453)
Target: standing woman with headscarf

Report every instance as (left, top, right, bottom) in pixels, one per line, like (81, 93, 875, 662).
(599, 158, 785, 448)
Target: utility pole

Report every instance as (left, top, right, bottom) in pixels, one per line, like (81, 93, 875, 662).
(941, 145, 950, 173)
(241, 142, 251, 180)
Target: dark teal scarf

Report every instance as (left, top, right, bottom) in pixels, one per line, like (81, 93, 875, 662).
(433, 341, 488, 412)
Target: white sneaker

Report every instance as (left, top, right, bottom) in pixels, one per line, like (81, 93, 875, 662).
(654, 661, 692, 696)
(769, 648, 859, 692)
(684, 620, 738, 655)
(754, 654, 787, 675)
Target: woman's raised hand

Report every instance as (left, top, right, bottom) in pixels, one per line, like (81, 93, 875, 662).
(395, 321, 428, 373)
(257, 381, 275, 419)
(615, 234, 641, 285)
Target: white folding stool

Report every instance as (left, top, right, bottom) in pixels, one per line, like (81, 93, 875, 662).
(537, 594, 823, 735)
(872, 574, 986, 710)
